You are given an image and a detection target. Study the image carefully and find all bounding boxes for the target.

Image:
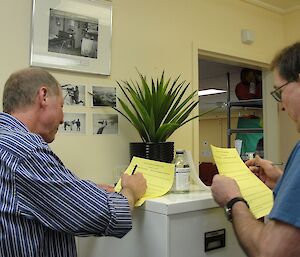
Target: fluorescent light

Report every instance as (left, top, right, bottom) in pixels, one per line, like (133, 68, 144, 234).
(198, 89, 227, 96)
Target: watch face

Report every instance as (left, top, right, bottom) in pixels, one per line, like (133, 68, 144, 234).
(224, 206, 232, 221)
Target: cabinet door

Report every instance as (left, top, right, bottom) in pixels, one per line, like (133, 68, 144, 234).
(76, 209, 169, 257)
(169, 208, 246, 257)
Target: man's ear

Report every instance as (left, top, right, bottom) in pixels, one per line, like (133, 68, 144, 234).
(37, 86, 49, 106)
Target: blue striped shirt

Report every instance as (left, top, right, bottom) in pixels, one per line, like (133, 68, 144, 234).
(0, 113, 132, 257)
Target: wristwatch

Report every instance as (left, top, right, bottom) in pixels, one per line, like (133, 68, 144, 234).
(224, 197, 249, 222)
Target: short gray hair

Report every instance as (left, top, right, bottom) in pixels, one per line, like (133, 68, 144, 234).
(271, 41, 300, 82)
(3, 68, 60, 114)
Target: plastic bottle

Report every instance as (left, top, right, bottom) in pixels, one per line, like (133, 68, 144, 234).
(172, 149, 190, 193)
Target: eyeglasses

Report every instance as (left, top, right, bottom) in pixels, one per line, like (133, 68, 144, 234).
(270, 81, 292, 102)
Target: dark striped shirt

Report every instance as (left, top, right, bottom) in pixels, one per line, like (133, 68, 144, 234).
(0, 113, 132, 257)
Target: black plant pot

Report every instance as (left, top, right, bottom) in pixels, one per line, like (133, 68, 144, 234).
(130, 142, 174, 163)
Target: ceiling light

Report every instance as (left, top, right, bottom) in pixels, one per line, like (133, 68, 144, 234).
(198, 89, 227, 96)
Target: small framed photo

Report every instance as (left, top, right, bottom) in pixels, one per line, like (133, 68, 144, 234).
(30, 0, 112, 75)
(59, 112, 86, 134)
(92, 86, 116, 107)
(92, 114, 118, 135)
(61, 84, 85, 106)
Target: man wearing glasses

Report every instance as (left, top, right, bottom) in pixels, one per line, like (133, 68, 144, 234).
(211, 42, 300, 257)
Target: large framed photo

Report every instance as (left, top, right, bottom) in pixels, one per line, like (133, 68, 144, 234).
(30, 0, 112, 75)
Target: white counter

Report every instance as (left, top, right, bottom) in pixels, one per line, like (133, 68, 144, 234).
(141, 187, 217, 215)
(77, 189, 246, 257)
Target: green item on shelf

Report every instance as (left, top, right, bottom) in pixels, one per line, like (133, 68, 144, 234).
(236, 116, 263, 155)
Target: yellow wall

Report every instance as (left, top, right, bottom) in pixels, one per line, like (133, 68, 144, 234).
(278, 10, 300, 163)
(0, 0, 290, 184)
(283, 9, 300, 45)
(199, 116, 238, 163)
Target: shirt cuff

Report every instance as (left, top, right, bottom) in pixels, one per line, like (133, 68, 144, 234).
(104, 192, 132, 238)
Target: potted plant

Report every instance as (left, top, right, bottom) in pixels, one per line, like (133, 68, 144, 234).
(113, 70, 219, 163)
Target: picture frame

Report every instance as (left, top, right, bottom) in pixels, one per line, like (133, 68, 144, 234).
(61, 83, 86, 106)
(92, 113, 118, 135)
(30, 0, 112, 75)
(91, 86, 116, 107)
(59, 112, 86, 134)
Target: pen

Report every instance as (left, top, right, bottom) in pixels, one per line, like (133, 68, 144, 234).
(118, 165, 138, 193)
(131, 164, 138, 175)
(255, 162, 284, 167)
(271, 162, 284, 166)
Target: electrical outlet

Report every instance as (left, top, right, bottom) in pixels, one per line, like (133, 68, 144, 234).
(202, 150, 211, 157)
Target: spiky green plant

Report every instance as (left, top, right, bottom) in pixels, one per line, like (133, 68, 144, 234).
(113, 70, 220, 143)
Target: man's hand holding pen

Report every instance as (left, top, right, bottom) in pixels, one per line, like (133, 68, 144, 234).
(119, 166, 147, 210)
(245, 155, 283, 190)
(98, 165, 140, 193)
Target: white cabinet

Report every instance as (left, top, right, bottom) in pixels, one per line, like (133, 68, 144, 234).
(77, 189, 246, 257)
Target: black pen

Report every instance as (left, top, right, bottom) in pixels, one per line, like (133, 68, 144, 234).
(131, 164, 138, 175)
(118, 165, 138, 193)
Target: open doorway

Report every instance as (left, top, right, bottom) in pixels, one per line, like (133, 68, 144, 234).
(198, 58, 264, 186)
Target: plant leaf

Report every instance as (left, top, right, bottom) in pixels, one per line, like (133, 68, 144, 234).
(113, 70, 221, 142)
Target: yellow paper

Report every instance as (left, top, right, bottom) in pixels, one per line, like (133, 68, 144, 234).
(211, 145, 273, 219)
(115, 157, 175, 206)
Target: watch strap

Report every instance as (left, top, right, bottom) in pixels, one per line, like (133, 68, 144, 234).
(227, 197, 249, 209)
(225, 197, 249, 221)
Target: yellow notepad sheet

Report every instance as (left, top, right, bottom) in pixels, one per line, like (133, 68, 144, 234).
(115, 157, 175, 206)
(211, 145, 273, 219)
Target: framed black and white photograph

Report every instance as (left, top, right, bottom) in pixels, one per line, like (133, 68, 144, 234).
(59, 113, 86, 134)
(92, 114, 118, 135)
(30, 0, 112, 75)
(61, 84, 85, 106)
(92, 86, 116, 107)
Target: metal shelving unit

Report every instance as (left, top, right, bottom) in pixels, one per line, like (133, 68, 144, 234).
(226, 72, 263, 148)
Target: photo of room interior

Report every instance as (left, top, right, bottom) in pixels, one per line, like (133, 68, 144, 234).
(48, 8, 98, 58)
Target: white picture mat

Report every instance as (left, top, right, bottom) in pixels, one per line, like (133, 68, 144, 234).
(59, 112, 86, 134)
(92, 85, 116, 107)
(92, 113, 118, 135)
(30, 0, 112, 75)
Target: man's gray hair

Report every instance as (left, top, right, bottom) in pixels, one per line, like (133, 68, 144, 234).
(3, 68, 60, 114)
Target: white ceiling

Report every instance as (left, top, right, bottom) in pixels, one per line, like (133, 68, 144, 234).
(199, 60, 242, 111)
(243, 0, 300, 13)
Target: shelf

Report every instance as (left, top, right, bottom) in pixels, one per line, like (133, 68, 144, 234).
(228, 128, 263, 134)
(229, 99, 262, 108)
(226, 71, 263, 148)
